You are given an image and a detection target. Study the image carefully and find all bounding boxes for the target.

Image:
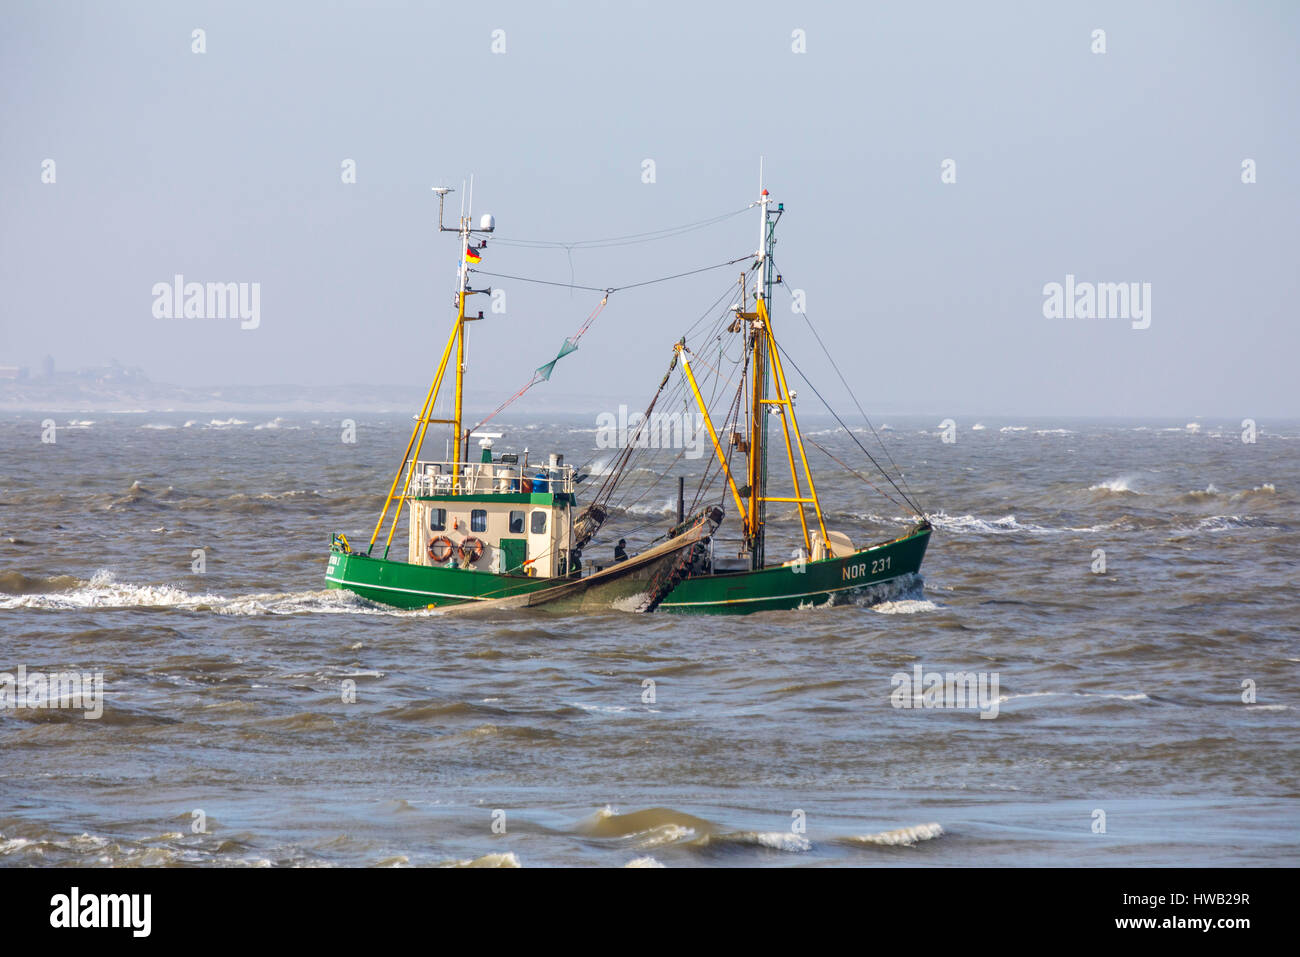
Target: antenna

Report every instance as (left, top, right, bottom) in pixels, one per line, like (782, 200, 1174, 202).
(432, 186, 454, 231)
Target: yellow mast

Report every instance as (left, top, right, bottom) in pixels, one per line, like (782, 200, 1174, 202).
(677, 343, 749, 525)
(757, 295, 829, 552)
(366, 183, 493, 558)
(451, 286, 467, 491)
(680, 183, 829, 567)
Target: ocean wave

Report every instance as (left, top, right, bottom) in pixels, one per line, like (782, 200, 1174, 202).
(1185, 515, 1279, 532)
(444, 852, 522, 868)
(871, 599, 938, 615)
(842, 822, 944, 847)
(696, 831, 812, 852)
(0, 571, 434, 617)
(254, 417, 299, 430)
(926, 511, 1045, 534)
(996, 691, 1149, 706)
(1090, 476, 1141, 494)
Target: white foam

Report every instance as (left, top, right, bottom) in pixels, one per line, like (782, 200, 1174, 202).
(848, 822, 944, 846)
(449, 852, 521, 868)
(926, 511, 1043, 534)
(624, 856, 665, 868)
(871, 599, 937, 615)
(0, 571, 438, 617)
(732, 831, 811, 852)
(996, 691, 1149, 705)
(636, 824, 696, 848)
(1090, 476, 1139, 493)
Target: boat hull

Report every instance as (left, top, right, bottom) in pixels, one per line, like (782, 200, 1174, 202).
(658, 525, 931, 615)
(325, 550, 555, 609)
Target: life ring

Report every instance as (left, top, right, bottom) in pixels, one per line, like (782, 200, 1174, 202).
(458, 536, 485, 563)
(427, 535, 455, 563)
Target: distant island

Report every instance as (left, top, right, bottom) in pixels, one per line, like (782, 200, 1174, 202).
(0, 359, 620, 414)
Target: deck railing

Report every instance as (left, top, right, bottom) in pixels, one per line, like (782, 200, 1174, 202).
(411, 460, 575, 497)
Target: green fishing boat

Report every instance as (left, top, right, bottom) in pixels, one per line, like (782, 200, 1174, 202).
(325, 183, 715, 610)
(326, 178, 930, 614)
(583, 182, 931, 614)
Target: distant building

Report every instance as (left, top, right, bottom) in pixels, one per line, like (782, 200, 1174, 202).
(0, 366, 28, 380)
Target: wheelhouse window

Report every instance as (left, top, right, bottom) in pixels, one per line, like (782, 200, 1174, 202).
(471, 509, 487, 532)
(509, 510, 525, 534)
(530, 510, 547, 534)
(429, 508, 447, 531)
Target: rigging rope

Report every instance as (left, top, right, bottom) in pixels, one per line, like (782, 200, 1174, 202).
(774, 339, 926, 518)
(487, 206, 752, 250)
(469, 253, 754, 295)
(464, 256, 751, 435)
(770, 260, 926, 515)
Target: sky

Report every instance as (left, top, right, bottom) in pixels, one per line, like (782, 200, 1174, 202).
(1, 0, 1297, 417)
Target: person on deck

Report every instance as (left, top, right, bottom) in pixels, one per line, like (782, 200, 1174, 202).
(614, 539, 628, 563)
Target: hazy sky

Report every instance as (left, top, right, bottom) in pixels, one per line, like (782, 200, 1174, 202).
(2, 0, 1297, 417)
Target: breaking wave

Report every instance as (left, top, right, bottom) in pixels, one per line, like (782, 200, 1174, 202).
(842, 823, 945, 846)
(0, 571, 434, 616)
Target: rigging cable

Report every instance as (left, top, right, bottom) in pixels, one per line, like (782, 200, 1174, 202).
(469, 253, 754, 295)
(769, 260, 926, 515)
(774, 339, 926, 518)
(487, 206, 752, 250)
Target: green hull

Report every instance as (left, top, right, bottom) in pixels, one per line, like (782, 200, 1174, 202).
(325, 550, 555, 609)
(326, 525, 930, 614)
(658, 525, 931, 615)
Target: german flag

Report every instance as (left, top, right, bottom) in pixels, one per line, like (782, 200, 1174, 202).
(465, 245, 482, 264)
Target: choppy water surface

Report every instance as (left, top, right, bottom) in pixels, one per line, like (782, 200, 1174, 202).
(1, 412, 1297, 866)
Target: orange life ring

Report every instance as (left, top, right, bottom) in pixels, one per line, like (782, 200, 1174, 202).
(458, 536, 485, 563)
(427, 535, 455, 563)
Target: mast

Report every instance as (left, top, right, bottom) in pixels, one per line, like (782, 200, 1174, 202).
(442, 175, 493, 489)
(742, 178, 829, 567)
(748, 181, 774, 569)
(451, 182, 471, 490)
(366, 182, 494, 555)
